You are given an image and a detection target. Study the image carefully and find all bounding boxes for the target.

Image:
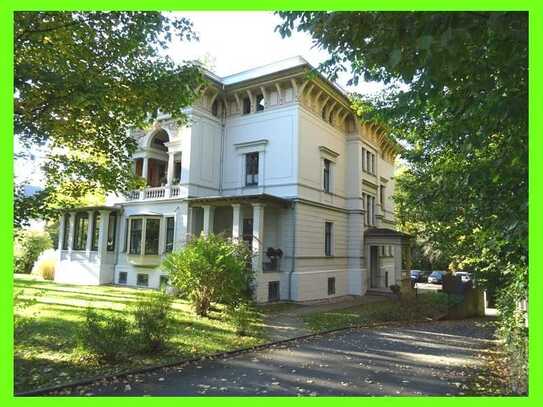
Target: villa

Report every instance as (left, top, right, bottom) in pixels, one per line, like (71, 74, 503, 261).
(54, 56, 412, 303)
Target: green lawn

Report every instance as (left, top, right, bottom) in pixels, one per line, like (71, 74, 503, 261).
(13, 274, 265, 393)
(303, 293, 451, 333)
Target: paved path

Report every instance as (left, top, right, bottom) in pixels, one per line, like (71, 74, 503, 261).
(80, 319, 494, 396)
(263, 295, 391, 341)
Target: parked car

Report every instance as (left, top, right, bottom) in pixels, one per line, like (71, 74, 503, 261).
(454, 271, 472, 283)
(410, 270, 424, 283)
(427, 271, 445, 284)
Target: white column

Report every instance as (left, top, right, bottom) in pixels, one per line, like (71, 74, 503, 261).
(252, 203, 265, 272)
(97, 210, 110, 259)
(57, 214, 65, 259)
(174, 202, 189, 249)
(202, 205, 215, 236)
(85, 211, 94, 255)
(142, 157, 149, 184)
(231, 204, 242, 241)
(167, 152, 175, 185)
(67, 212, 76, 253)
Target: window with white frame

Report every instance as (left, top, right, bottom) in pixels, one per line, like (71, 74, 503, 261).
(245, 152, 259, 186)
(319, 146, 339, 194)
(164, 216, 175, 253)
(324, 222, 333, 256)
(128, 216, 162, 256)
(363, 193, 376, 226)
(323, 159, 331, 193)
(362, 147, 376, 175)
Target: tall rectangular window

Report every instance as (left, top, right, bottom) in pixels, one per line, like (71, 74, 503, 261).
(118, 271, 127, 285)
(361, 147, 366, 172)
(145, 218, 160, 255)
(129, 218, 142, 255)
(73, 213, 89, 250)
(371, 154, 376, 175)
(91, 212, 100, 251)
(366, 151, 371, 173)
(62, 214, 70, 250)
(380, 185, 385, 206)
(107, 213, 117, 251)
(165, 217, 175, 253)
(324, 222, 333, 256)
(245, 152, 259, 186)
(323, 159, 331, 193)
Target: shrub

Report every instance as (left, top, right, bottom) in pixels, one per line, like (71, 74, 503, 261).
(31, 248, 57, 280)
(131, 291, 173, 352)
(79, 308, 130, 362)
(162, 234, 253, 316)
(14, 230, 53, 274)
(227, 302, 255, 336)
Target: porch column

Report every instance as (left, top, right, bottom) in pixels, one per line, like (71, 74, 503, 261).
(231, 204, 242, 241)
(57, 214, 65, 260)
(174, 202, 189, 249)
(97, 210, 110, 259)
(85, 211, 94, 255)
(142, 157, 149, 184)
(202, 205, 215, 236)
(166, 151, 175, 185)
(67, 212, 76, 254)
(251, 203, 265, 272)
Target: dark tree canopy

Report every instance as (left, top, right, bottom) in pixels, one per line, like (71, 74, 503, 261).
(14, 12, 204, 227)
(277, 13, 528, 389)
(277, 11, 527, 272)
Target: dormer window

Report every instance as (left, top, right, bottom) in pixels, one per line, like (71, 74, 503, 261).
(256, 94, 265, 112)
(242, 97, 251, 114)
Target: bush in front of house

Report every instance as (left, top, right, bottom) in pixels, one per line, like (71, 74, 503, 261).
(31, 248, 57, 280)
(14, 230, 52, 274)
(162, 234, 254, 316)
(131, 291, 173, 352)
(79, 308, 131, 362)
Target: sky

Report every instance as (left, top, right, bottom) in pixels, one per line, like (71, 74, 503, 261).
(15, 12, 385, 187)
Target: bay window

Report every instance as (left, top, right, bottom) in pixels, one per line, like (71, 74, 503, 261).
(128, 216, 163, 256)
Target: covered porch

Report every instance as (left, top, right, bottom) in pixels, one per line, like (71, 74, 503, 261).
(187, 194, 292, 275)
(364, 228, 413, 294)
(55, 205, 120, 285)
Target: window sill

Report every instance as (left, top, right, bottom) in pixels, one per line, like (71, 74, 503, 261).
(127, 254, 161, 267)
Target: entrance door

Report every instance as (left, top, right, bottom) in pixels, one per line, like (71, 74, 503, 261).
(370, 246, 380, 288)
(242, 218, 253, 247)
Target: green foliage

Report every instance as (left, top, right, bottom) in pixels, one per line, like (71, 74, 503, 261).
(79, 308, 131, 362)
(162, 234, 254, 316)
(277, 12, 527, 392)
(14, 229, 53, 274)
(131, 291, 174, 352)
(13, 288, 44, 335)
(227, 302, 256, 336)
(14, 12, 204, 227)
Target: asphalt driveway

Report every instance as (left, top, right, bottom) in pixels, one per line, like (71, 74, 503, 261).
(73, 318, 495, 396)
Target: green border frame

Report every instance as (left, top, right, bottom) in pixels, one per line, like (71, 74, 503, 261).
(1, 1, 540, 404)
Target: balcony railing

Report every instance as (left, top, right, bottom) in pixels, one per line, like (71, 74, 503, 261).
(125, 185, 182, 201)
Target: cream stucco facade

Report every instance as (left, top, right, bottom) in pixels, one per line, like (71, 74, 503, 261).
(55, 56, 411, 303)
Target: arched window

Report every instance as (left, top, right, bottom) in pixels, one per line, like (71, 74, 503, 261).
(256, 94, 265, 112)
(150, 129, 169, 152)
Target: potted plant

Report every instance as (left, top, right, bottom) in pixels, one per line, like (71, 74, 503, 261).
(265, 247, 283, 270)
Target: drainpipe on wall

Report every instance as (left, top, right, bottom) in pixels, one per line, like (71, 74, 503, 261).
(288, 201, 297, 301)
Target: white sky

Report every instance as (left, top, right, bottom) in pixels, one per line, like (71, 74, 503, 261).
(16, 11, 385, 187)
